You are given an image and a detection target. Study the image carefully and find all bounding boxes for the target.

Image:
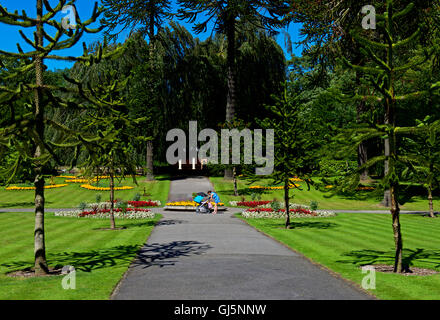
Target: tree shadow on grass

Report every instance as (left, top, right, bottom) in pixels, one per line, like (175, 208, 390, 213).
(1, 245, 142, 273)
(337, 248, 440, 270)
(114, 221, 158, 229)
(290, 221, 339, 230)
(260, 220, 339, 230)
(0, 202, 36, 209)
(1, 241, 212, 274)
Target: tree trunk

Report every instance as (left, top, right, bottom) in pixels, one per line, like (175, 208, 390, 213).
(381, 138, 391, 207)
(233, 167, 238, 196)
(34, 175, 48, 275)
(33, 0, 49, 276)
(224, 18, 236, 180)
(145, 19, 156, 182)
(146, 140, 154, 181)
(428, 185, 435, 218)
(390, 185, 403, 273)
(109, 168, 116, 230)
(284, 179, 291, 229)
(358, 142, 369, 181)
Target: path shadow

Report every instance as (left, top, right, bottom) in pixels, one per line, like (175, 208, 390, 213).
(337, 248, 440, 270)
(156, 219, 187, 226)
(1, 245, 141, 273)
(132, 241, 212, 269)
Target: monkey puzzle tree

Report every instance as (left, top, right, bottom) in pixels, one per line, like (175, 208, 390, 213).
(0, 0, 105, 275)
(256, 81, 314, 229)
(65, 64, 149, 230)
(401, 117, 440, 219)
(177, 0, 289, 179)
(333, 0, 440, 272)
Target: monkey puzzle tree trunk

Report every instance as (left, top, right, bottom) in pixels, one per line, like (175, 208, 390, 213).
(428, 185, 435, 218)
(146, 140, 154, 181)
(224, 18, 236, 180)
(109, 167, 116, 230)
(34, 174, 48, 275)
(284, 178, 291, 229)
(382, 138, 392, 207)
(33, 0, 49, 276)
(390, 185, 403, 272)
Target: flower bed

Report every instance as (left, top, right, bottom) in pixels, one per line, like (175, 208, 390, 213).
(6, 184, 68, 191)
(242, 208, 336, 219)
(55, 208, 155, 219)
(80, 184, 134, 191)
(229, 201, 271, 207)
(248, 183, 300, 190)
(127, 201, 161, 207)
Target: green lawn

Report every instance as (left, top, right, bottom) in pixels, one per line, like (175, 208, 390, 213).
(211, 177, 440, 211)
(239, 212, 440, 300)
(0, 212, 161, 299)
(0, 176, 170, 209)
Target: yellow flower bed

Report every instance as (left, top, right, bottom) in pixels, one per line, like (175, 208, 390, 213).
(290, 177, 303, 182)
(249, 184, 300, 190)
(6, 184, 68, 191)
(80, 184, 134, 191)
(66, 178, 99, 183)
(166, 201, 224, 207)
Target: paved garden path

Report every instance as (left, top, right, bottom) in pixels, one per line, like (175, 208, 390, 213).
(111, 176, 372, 300)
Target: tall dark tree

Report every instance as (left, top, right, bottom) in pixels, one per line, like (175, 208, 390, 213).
(177, 0, 289, 179)
(102, 0, 173, 181)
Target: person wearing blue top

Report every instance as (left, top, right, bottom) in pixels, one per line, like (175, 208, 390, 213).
(207, 190, 220, 214)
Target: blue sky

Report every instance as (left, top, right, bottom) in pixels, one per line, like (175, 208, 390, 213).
(0, 0, 303, 70)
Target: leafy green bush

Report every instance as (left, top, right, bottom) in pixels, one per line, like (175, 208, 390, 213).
(95, 194, 102, 203)
(117, 201, 128, 214)
(132, 193, 141, 202)
(270, 201, 281, 211)
(310, 200, 319, 211)
(78, 202, 87, 211)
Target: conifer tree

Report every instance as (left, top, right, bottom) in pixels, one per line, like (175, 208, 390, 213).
(333, 0, 440, 272)
(0, 0, 104, 275)
(65, 64, 149, 230)
(256, 82, 313, 229)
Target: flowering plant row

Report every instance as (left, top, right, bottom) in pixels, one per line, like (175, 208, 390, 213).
(6, 184, 68, 191)
(80, 184, 134, 191)
(127, 201, 161, 207)
(242, 208, 336, 219)
(248, 183, 300, 190)
(229, 201, 311, 210)
(230, 201, 271, 207)
(55, 208, 155, 219)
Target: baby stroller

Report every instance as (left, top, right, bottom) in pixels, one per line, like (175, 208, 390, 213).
(193, 192, 211, 214)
